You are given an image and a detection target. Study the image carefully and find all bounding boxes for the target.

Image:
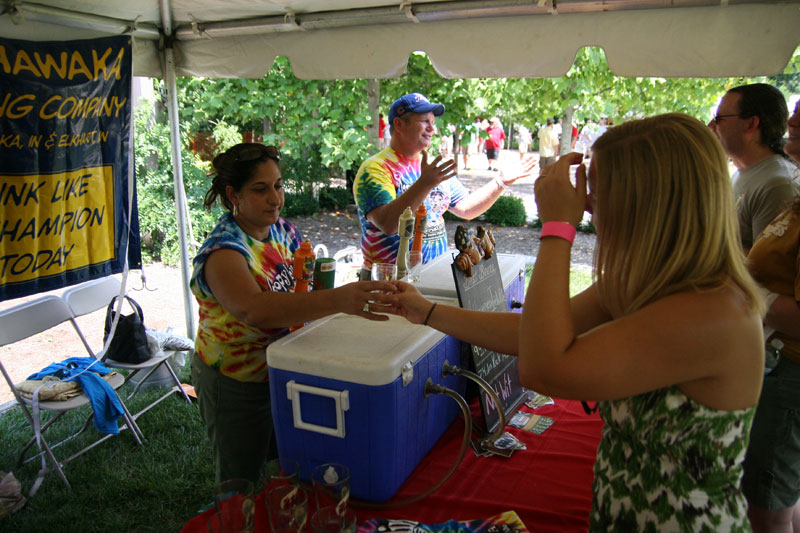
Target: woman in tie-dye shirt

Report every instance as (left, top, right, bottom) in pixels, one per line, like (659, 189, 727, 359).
(190, 143, 396, 484)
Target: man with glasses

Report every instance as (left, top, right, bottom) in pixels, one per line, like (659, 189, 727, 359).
(353, 93, 535, 279)
(708, 83, 799, 253)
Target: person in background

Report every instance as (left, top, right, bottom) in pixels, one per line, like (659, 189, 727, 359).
(708, 83, 799, 253)
(742, 100, 800, 533)
(190, 143, 396, 484)
(386, 114, 764, 530)
(553, 116, 563, 147)
(485, 117, 506, 171)
(460, 117, 481, 170)
(570, 121, 579, 150)
(579, 119, 598, 156)
(517, 124, 532, 163)
(538, 119, 558, 167)
(477, 117, 490, 155)
(352, 93, 535, 278)
(378, 113, 387, 149)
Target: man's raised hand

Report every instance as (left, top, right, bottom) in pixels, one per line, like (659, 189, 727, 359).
(420, 150, 458, 187)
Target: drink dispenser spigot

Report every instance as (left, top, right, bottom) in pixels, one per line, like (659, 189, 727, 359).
(411, 203, 427, 254)
(396, 207, 414, 279)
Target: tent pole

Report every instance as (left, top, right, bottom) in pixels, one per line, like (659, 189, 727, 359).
(162, 46, 196, 339)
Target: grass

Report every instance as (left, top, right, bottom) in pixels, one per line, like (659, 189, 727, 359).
(524, 263, 595, 297)
(0, 267, 594, 532)
(569, 268, 594, 296)
(0, 364, 215, 533)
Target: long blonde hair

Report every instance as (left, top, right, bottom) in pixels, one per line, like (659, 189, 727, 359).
(591, 113, 762, 317)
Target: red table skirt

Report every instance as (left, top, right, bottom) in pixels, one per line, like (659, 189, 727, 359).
(183, 398, 603, 533)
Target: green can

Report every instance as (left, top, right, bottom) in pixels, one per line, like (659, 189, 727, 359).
(313, 258, 336, 290)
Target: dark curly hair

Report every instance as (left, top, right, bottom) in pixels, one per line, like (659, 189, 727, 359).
(202, 143, 281, 211)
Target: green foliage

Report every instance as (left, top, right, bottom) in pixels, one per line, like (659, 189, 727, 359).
(134, 97, 221, 265)
(577, 219, 596, 234)
(768, 48, 800, 97)
(529, 216, 543, 229)
(177, 58, 375, 190)
(279, 140, 333, 195)
(484, 196, 527, 226)
(283, 192, 319, 217)
(319, 186, 353, 210)
(377, 48, 760, 155)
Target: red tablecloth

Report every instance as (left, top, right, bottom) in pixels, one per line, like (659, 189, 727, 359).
(182, 398, 603, 533)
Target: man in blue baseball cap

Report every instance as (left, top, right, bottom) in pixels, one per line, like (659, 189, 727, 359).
(353, 92, 535, 280)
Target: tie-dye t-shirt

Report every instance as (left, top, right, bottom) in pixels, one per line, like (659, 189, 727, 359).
(353, 147, 467, 269)
(190, 213, 303, 383)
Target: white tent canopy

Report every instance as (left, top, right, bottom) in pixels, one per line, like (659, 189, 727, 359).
(2, 0, 799, 335)
(1, 1, 799, 79)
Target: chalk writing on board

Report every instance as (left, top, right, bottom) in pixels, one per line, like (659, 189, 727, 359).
(452, 253, 527, 432)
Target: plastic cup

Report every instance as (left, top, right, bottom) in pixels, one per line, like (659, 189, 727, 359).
(370, 263, 397, 281)
(311, 506, 357, 533)
(405, 251, 423, 284)
(311, 463, 350, 514)
(265, 484, 308, 533)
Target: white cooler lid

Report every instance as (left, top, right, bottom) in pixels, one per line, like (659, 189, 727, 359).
(413, 252, 527, 298)
(267, 299, 458, 386)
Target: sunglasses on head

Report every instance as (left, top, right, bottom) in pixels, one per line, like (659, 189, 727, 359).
(232, 144, 281, 163)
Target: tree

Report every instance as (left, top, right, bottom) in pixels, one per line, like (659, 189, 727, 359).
(176, 59, 375, 194)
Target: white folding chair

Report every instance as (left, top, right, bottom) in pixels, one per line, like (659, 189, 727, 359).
(0, 295, 143, 491)
(62, 277, 192, 418)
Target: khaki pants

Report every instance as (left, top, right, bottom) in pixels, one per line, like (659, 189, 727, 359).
(191, 353, 276, 484)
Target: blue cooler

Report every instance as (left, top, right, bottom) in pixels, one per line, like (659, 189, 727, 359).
(267, 310, 468, 502)
(413, 252, 528, 313)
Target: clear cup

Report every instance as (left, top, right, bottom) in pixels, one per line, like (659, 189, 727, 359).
(311, 462, 350, 515)
(212, 478, 255, 533)
(265, 484, 308, 533)
(260, 457, 300, 492)
(405, 251, 423, 284)
(311, 506, 357, 533)
(370, 263, 397, 281)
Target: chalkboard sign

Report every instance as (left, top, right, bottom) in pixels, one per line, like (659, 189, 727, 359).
(452, 253, 527, 433)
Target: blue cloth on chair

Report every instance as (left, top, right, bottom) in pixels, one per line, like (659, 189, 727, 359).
(27, 357, 124, 434)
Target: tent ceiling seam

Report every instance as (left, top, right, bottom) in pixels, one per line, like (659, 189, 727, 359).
(4, 0, 792, 42)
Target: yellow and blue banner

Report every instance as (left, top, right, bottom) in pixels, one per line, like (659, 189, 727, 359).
(0, 35, 140, 301)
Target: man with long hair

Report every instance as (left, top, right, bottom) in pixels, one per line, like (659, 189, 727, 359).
(708, 83, 800, 253)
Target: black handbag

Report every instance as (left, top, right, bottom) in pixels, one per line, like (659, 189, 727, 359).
(103, 295, 151, 364)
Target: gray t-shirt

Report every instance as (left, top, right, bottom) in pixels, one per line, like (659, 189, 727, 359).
(732, 154, 800, 250)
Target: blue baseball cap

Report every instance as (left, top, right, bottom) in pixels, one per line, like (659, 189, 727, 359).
(388, 93, 445, 124)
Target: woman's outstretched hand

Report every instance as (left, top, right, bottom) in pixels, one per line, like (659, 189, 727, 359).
(380, 281, 435, 325)
(335, 280, 397, 321)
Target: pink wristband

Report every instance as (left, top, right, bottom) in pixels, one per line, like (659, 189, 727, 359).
(540, 221, 576, 245)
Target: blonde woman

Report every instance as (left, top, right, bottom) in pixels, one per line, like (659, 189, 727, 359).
(386, 114, 764, 530)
